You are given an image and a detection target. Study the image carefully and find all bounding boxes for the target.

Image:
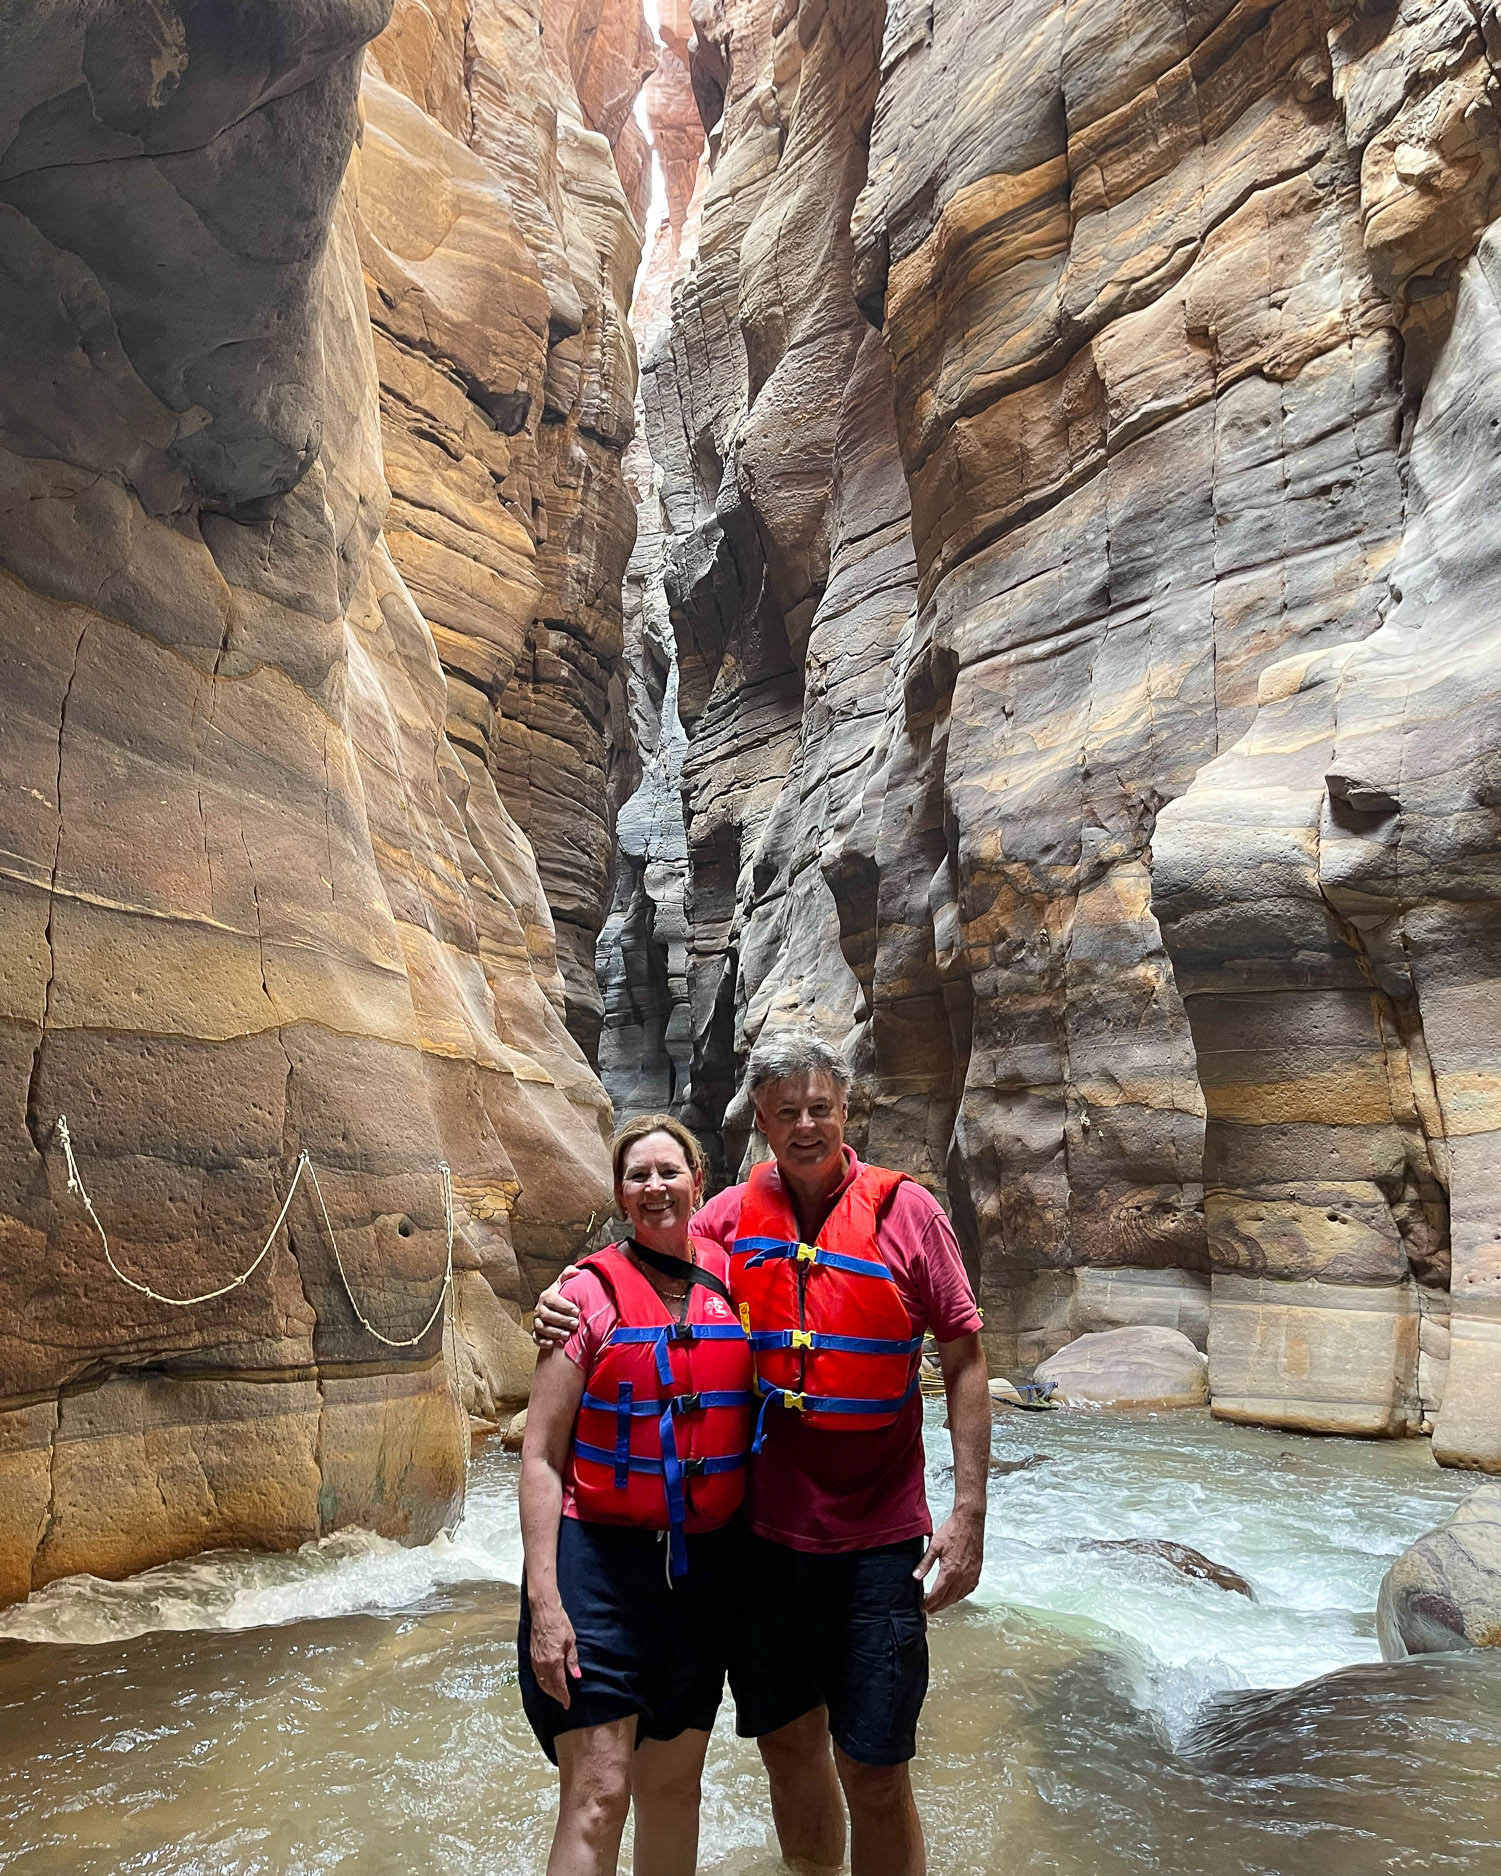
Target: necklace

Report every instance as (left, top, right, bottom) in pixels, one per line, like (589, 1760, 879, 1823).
(625, 1237, 694, 1306)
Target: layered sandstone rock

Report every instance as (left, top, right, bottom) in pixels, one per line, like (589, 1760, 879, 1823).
(1154, 9, 1501, 1460)
(0, 0, 641, 1603)
(627, 0, 1501, 1465)
(366, 0, 645, 1067)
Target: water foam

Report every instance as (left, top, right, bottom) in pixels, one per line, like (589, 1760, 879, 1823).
(0, 1451, 525, 1647)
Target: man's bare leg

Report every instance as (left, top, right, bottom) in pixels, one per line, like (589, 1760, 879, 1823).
(834, 1747, 925, 1876)
(757, 1707, 845, 1873)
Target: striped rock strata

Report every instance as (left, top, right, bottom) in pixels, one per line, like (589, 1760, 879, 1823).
(628, 0, 1501, 1463)
(0, 0, 643, 1603)
(365, 0, 646, 1065)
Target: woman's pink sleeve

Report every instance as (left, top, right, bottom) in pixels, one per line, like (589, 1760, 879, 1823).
(558, 1269, 616, 1371)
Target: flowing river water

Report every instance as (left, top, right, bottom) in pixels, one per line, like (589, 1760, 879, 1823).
(2, 1405, 1499, 1874)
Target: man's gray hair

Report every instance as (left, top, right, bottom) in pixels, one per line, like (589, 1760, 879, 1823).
(745, 1030, 852, 1102)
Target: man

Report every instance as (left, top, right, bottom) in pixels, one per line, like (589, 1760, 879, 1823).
(534, 1032, 990, 1876)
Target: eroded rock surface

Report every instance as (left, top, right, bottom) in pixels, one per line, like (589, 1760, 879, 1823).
(1379, 1483, 1501, 1658)
(597, 434, 694, 1116)
(624, 0, 1501, 1462)
(0, 0, 644, 1602)
(365, 1, 644, 1067)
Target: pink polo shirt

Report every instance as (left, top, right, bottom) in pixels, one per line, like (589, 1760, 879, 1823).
(691, 1149, 982, 1555)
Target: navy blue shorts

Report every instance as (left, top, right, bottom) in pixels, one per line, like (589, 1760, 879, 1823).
(518, 1518, 738, 1764)
(726, 1535, 929, 1764)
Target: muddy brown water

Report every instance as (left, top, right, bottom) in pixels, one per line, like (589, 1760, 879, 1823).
(1, 1408, 1498, 1874)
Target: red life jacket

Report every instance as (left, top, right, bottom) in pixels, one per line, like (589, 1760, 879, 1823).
(568, 1242, 752, 1574)
(729, 1161, 923, 1445)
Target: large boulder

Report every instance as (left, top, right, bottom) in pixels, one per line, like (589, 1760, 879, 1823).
(1035, 1328, 1209, 1410)
(1378, 1483, 1501, 1660)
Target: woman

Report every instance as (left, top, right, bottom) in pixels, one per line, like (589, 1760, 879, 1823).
(518, 1115, 752, 1876)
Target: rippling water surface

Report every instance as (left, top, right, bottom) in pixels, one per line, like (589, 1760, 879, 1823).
(2, 1407, 1498, 1874)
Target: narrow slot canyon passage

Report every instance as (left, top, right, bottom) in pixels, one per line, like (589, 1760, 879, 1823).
(1, 0, 1501, 1871)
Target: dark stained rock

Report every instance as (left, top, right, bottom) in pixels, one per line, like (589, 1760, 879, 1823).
(1074, 1540, 1256, 1600)
(992, 1453, 1051, 1476)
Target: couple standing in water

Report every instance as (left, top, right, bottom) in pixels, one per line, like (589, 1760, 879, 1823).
(518, 1033, 990, 1875)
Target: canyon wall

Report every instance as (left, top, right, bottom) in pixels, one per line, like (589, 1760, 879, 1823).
(0, 0, 644, 1604)
(628, 0, 1501, 1467)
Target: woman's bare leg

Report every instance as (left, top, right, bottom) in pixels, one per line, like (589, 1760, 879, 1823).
(549, 1719, 635, 1876)
(629, 1728, 712, 1876)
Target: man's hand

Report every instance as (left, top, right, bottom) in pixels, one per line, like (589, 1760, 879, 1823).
(914, 1507, 984, 1612)
(529, 1594, 581, 1706)
(531, 1265, 583, 1346)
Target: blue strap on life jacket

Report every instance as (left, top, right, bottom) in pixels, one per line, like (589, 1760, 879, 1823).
(614, 1380, 634, 1488)
(573, 1435, 748, 1579)
(749, 1370, 922, 1452)
(748, 1328, 924, 1357)
(582, 1388, 753, 1415)
(608, 1320, 748, 1388)
(573, 1440, 747, 1478)
(659, 1407, 688, 1577)
(732, 1237, 894, 1282)
(607, 1325, 750, 1342)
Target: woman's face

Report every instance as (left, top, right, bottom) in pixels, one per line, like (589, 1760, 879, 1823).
(616, 1132, 702, 1241)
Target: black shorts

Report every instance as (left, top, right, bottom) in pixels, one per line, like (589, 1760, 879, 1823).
(727, 1534, 929, 1765)
(518, 1517, 737, 1764)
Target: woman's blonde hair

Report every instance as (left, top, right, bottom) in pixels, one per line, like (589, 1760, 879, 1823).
(611, 1113, 707, 1189)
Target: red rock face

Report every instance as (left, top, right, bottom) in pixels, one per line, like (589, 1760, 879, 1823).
(0, 0, 651, 1601)
(627, 0, 1501, 1465)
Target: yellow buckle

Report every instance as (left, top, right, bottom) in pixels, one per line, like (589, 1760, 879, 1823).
(739, 1303, 752, 1335)
(796, 1242, 818, 1262)
(783, 1391, 806, 1412)
(791, 1329, 813, 1351)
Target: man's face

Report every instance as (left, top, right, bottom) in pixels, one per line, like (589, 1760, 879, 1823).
(755, 1072, 848, 1186)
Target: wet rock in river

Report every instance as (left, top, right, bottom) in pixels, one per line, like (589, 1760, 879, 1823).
(992, 1454, 1051, 1477)
(1035, 1328, 1210, 1410)
(1378, 1483, 1501, 1659)
(1074, 1539, 1255, 1599)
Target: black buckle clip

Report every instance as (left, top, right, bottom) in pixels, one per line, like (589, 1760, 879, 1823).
(681, 1456, 707, 1477)
(672, 1392, 702, 1415)
(668, 1322, 696, 1345)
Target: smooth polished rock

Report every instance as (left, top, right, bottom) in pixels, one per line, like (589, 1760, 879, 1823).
(367, 0, 647, 1063)
(625, 0, 1501, 1471)
(1035, 1328, 1210, 1410)
(0, 0, 646, 1603)
(1071, 1268, 1212, 1353)
(1378, 1483, 1501, 1659)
